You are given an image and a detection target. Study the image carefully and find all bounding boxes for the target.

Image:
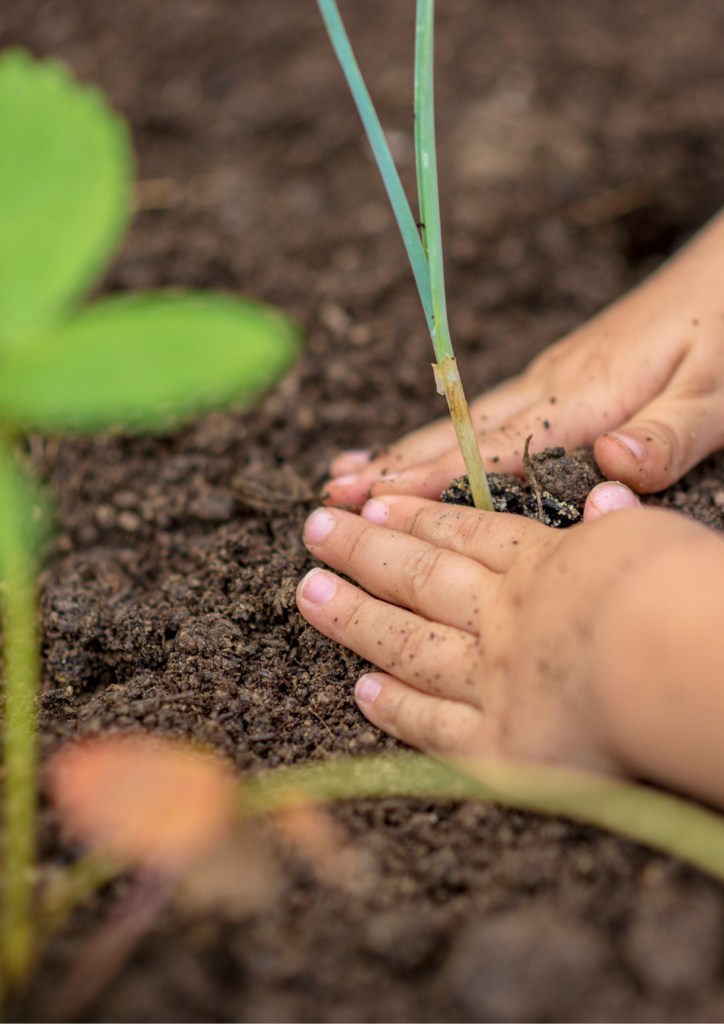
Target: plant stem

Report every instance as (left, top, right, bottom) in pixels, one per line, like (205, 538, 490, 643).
(413, 17, 428, 263)
(0, 442, 39, 991)
(414, 0, 493, 510)
(240, 753, 724, 886)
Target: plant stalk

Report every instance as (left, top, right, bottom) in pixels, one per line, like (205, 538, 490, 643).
(415, 0, 493, 510)
(432, 358, 494, 511)
(240, 753, 724, 886)
(0, 443, 39, 991)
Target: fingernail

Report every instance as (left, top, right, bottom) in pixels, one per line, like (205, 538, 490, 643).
(605, 432, 647, 462)
(327, 473, 358, 489)
(361, 498, 389, 525)
(304, 508, 336, 545)
(355, 674, 382, 704)
(300, 568, 338, 605)
(341, 450, 371, 467)
(589, 481, 640, 513)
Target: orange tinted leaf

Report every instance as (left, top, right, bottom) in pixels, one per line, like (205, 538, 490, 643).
(48, 736, 234, 873)
(272, 803, 377, 895)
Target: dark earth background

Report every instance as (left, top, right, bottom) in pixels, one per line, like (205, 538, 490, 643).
(5, 0, 724, 1019)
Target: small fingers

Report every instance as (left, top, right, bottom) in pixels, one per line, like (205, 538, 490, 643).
(366, 394, 613, 502)
(360, 495, 549, 573)
(296, 569, 483, 703)
(594, 367, 724, 493)
(324, 417, 459, 509)
(303, 506, 497, 631)
(329, 450, 371, 477)
(324, 374, 544, 509)
(354, 672, 485, 757)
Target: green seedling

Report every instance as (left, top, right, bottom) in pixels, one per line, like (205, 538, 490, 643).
(317, 0, 493, 510)
(0, 48, 301, 999)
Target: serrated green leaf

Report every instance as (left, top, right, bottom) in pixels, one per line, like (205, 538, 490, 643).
(0, 293, 302, 432)
(0, 49, 131, 342)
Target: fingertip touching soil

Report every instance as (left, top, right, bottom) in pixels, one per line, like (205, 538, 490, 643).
(6, 0, 724, 1019)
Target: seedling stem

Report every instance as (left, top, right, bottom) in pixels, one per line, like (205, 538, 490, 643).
(317, 0, 493, 510)
(415, 0, 492, 511)
(0, 438, 38, 990)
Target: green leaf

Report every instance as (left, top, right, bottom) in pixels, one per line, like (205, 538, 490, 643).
(0, 293, 302, 432)
(0, 49, 131, 342)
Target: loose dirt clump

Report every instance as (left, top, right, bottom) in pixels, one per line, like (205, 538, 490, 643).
(7, 0, 724, 1019)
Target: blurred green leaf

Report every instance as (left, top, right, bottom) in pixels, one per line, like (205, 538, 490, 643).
(0, 293, 302, 432)
(0, 49, 131, 342)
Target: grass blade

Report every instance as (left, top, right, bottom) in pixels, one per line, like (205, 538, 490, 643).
(414, 0, 451, 363)
(413, 16, 428, 262)
(316, 0, 434, 334)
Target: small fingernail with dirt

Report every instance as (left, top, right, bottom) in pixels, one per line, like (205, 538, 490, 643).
(356, 674, 382, 704)
(300, 568, 338, 605)
(361, 499, 389, 525)
(604, 432, 647, 462)
(588, 481, 641, 514)
(327, 473, 359, 488)
(339, 450, 371, 469)
(304, 508, 336, 545)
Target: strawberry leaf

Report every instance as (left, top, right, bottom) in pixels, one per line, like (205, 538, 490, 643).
(0, 293, 301, 432)
(0, 50, 131, 342)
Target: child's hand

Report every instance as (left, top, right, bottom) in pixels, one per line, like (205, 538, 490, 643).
(297, 495, 724, 808)
(325, 210, 724, 509)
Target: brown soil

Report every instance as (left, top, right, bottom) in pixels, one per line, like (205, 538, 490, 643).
(6, 0, 724, 1019)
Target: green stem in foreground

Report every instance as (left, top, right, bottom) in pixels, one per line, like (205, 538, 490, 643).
(0, 442, 40, 990)
(240, 754, 724, 886)
(415, 0, 493, 510)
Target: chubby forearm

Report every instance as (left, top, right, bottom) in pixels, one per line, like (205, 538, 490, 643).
(594, 520, 724, 808)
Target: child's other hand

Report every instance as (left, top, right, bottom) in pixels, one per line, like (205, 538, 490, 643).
(297, 494, 724, 807)
(325, 210, 724, 509)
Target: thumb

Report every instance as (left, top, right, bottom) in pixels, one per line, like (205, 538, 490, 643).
(593, 381, 724, 493)
(583, 481, 641, 522)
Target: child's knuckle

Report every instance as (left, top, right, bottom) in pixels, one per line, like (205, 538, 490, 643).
(406, 546, 445, 602)
(393, 620, 430, 664)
